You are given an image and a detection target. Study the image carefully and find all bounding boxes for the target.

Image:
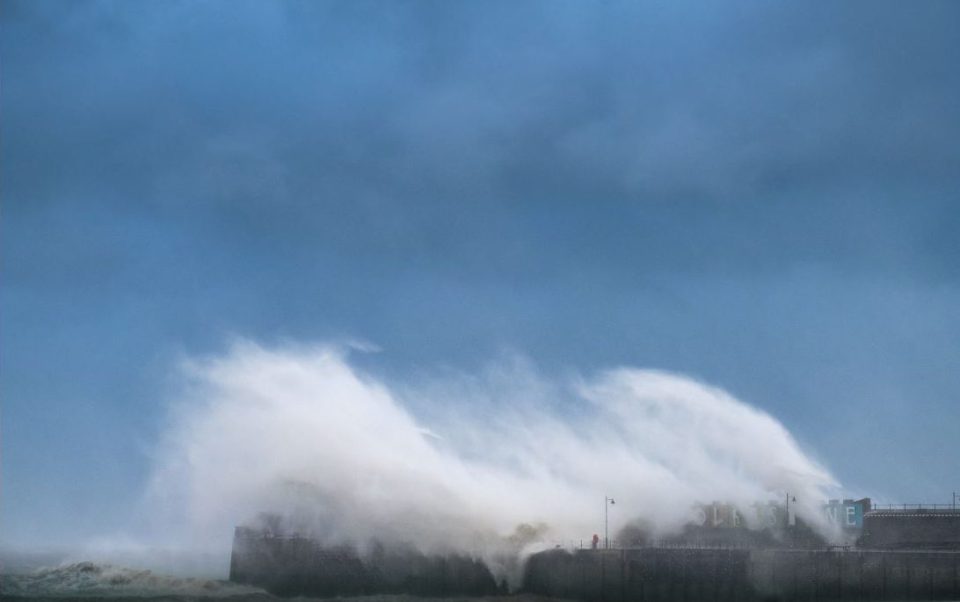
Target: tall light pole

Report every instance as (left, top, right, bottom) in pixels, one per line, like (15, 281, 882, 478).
(605, 496, 616, 549)
(785, 493, 796, 527)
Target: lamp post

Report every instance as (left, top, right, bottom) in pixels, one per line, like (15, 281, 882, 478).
(605, 496, 616, 549)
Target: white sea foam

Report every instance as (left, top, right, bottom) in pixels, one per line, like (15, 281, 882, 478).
(0, 561, 262, 597)
(144, 342, 838, 583)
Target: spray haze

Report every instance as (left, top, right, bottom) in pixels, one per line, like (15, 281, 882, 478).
(144, 341, 837, 579)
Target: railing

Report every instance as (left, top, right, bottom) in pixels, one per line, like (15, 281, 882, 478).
(871, 503, 960, 510)
(575, 539, 791, 551)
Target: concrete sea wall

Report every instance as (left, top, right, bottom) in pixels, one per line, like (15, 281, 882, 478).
(229, 528, 500, 597)
(523, 548, 960, 601)
(230, 524, 960, 600)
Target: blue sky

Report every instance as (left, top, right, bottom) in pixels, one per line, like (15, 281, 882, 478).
(2, 0, 960, 549)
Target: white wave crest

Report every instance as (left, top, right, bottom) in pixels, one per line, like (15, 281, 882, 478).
(145, 342, 837, 575)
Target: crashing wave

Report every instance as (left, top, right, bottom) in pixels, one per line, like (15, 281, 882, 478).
(0, 561, 264, 597)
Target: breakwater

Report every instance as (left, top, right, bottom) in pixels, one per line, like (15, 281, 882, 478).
(230, 525, 960, 600)
(523, 548, 960, 601)
(229, 527, 500, 597)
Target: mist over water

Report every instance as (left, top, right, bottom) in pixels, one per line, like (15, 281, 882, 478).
(140, 341, 838, 582)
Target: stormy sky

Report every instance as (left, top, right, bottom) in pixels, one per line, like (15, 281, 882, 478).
(2, 0, 959, 549)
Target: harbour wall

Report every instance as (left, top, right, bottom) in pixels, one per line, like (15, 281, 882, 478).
(230, 525, 960, 600)
(522, 548, 960, 601)
(229, 527, 500, 597)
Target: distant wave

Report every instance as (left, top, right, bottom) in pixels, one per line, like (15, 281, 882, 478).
(0, 562, 264, 598)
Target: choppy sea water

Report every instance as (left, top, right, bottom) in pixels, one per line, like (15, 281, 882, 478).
(0, 562, 260, 598)
(0, 561, 571, 602)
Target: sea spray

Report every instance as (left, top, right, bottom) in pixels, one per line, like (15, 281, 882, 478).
(145, 341, 838, 585)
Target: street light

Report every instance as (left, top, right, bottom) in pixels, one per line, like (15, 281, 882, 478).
(605, 496, 616, 549)
(785, 493, 796, 527)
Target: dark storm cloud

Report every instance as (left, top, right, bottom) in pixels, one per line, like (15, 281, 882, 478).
(5, 0, 959, 289)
